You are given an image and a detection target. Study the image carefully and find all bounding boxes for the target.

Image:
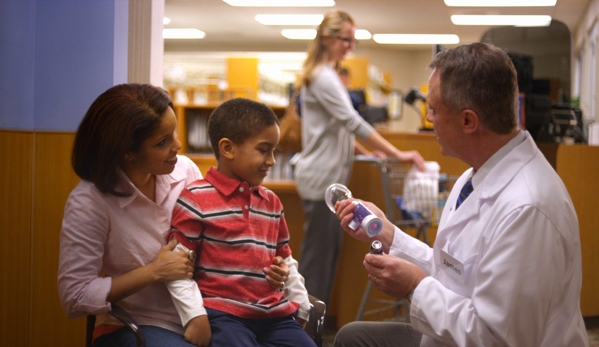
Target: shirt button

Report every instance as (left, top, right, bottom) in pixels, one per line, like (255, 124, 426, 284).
(239, 187, 244, 192)
(244, 205, 249, 209)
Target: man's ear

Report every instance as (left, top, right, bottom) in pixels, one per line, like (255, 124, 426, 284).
(462, 109, 479, 134)
(219, 138, 235, 160)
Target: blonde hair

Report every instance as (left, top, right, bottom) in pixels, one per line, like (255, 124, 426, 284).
(299, 10, 355, 88)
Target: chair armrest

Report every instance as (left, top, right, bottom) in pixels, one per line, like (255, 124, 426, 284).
(109, 305, 145, 347)
(306, 295, 327, 347)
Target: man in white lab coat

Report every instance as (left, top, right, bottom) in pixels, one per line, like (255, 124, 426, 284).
(333, 42, 589, 347)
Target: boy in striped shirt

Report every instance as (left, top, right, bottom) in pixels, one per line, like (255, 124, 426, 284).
(167, 98, 315, 346)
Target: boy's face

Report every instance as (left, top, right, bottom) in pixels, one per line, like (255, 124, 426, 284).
(222, 123, 279, 186)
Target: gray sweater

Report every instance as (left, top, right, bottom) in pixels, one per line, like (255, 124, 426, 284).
(295, 64, 374, 200)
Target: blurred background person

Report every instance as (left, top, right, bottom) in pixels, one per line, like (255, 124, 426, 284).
(294, 9, 426, 310)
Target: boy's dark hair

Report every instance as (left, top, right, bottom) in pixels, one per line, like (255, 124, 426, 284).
(72, 83, 173, 196)
(208, 98, 279, 159)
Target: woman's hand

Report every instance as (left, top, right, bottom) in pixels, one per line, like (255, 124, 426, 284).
(184, 315, 212, 347)
(107, 238, 194, 302)
(395, 150, 425, 172)
(150, 238, 195, 282)
(264, 256, 289, 291)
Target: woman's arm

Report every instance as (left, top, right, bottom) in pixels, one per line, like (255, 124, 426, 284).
(57, 183, 194, 318)
(108, 238, 194, 302)
(361, 131, 425, 171)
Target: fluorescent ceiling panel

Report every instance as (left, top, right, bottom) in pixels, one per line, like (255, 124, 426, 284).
(373, 34, 460, 45)
(451, 15, 551, 26)
(163, 28, 206, 39)
(445, 0, 556, 6)
(281, 29, 317, 40)
(355, 29, 372, 40)
(255, 14, 324, 25)
(223, 0, 335, 6)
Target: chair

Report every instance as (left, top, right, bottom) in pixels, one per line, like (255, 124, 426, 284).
(86, 295, 326, 347)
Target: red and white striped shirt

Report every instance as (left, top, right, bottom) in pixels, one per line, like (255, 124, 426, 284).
(170, 167, 299, 319)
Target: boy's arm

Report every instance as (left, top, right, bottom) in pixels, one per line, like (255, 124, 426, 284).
(282, 255, 310, 322)
(166, 241, 207, 327)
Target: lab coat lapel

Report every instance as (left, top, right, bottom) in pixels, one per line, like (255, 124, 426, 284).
(434, 133, 537, 253)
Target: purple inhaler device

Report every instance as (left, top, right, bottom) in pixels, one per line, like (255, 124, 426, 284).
(325, 183, 383, 237)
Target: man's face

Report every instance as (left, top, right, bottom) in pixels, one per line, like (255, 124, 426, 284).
(426, 70, 465, 159)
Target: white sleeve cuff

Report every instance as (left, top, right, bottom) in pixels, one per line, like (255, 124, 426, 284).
(167, 243, 206, 327)
(283, 255, 311, 322)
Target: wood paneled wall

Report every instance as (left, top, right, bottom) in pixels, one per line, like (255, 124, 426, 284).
(1, 130, 84, 347)
(557, 145, 599, 317)
(1, 131, 33, 346)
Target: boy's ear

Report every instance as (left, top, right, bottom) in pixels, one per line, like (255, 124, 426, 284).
(218, 138, 235, 159)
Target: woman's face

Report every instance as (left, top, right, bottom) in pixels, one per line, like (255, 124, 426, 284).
(326, 21, 357, 63)
(123, 107, 182, 179)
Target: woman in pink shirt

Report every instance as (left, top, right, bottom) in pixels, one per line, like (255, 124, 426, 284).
(58, 83, 203, 346)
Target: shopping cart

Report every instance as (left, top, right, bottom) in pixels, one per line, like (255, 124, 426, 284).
(353, 156, 457, 322)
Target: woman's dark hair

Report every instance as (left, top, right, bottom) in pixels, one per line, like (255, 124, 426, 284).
(72, 83, 173, 196)
(208, 98, 279, 160)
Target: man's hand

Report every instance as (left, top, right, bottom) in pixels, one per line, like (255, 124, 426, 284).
(363, 253, 426, 300)
(184, 315, 211, 347)
(264, 256, 289, 291)
(334, 198, 396, 250)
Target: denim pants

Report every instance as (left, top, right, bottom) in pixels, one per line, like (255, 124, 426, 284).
(93, 325, 195, 347)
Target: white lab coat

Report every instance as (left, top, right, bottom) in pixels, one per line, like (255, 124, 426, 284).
(391, 132, 589, 347)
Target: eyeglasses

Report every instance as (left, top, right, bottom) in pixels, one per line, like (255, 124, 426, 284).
(336, 36, 357, 46)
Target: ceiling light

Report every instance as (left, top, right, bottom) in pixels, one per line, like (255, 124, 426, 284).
(255, 14, 324, 26)
(223, 0, 335, 6)
(281, 29, 317, 40)
(451, 15, 551, 26)
(444, 0, 556, 6)
(163, 17, 171, 25)
(373, 34, 460, 45)
(355, 29, 372, 40)
(163, 28, 206, 39)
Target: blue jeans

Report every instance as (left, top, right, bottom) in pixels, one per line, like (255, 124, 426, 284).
(207, 308, 317, 347)
(93, 325, 195, 347)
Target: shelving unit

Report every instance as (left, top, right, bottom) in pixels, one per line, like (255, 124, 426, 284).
(174, 104, 285, 154)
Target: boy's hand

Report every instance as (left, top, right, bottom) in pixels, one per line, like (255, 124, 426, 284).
(184, 315, 211, 347)
(264, 256, 289, 291)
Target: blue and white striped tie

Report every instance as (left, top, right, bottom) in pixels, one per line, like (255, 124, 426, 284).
(456, 178, 473, 210)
